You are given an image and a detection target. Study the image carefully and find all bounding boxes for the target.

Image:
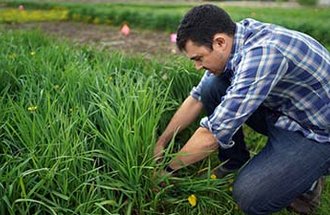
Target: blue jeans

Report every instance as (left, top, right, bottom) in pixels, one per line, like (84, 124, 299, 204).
(200, 73, 330, 215)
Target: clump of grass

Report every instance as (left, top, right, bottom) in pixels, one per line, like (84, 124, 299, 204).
(0, 30, 234, 214)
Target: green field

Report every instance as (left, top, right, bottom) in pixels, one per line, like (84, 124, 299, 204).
(1, 1, 330, 214)
(3, 1, 330, 47)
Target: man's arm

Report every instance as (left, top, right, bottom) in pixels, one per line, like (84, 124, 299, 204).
(168, 127, 218, 171)
(201, 46, 288, 148)
(154, 95, 203, 160)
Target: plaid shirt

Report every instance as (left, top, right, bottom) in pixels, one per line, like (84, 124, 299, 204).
(191, 19, 330, 148)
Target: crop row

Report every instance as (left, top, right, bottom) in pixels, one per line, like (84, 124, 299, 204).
(0, 8, 68, 23)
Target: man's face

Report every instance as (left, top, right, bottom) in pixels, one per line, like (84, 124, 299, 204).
(184, 34, 232, 76)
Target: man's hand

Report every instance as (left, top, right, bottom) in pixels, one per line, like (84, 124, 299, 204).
(168, 127, 218, 170)
(153, 139, 166, 162)
(153, 96, 203, 162)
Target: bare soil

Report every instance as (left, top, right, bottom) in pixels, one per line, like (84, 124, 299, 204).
(3, 21, 179, 58)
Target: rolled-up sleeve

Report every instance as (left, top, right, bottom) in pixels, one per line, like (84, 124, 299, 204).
(200, 46, 288, 148)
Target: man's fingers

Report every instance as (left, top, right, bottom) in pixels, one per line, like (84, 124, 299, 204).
(153, 145, 164, 160)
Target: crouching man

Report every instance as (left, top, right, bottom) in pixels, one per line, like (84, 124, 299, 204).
(154, 4, 330, 215)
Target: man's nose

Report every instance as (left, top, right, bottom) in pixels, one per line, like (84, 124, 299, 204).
(195, 61, 203, 70)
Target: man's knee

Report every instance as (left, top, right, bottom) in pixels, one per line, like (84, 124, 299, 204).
(200, 76, 228, 101)
(232, 178, 271, 215)
(200, 75, 229, 115)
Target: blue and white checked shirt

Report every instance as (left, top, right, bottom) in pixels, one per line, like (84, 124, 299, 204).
(191, 19, 330, 148)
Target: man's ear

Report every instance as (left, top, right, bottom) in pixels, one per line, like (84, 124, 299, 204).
(213, 33, 229, 51)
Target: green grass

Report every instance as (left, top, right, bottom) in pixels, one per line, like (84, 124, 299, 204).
(0, 21, 329, 214)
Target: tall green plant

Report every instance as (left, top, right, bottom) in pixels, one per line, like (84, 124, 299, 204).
(0, 30, 234, 214)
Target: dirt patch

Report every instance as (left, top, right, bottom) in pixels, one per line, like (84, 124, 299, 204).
(3, 21, 179, 58)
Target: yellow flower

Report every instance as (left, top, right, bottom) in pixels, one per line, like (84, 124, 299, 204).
(8, 53, 17, 60)
(28, 106, 37, 112)
(30, 51, 36, 56)
(188, 194, 197, 207)
(210, 174, 217, 179)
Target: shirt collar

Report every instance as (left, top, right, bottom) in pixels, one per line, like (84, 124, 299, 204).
(224, 21, 245, 73)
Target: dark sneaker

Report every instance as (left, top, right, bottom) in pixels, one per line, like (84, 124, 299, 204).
(213, 165, 239, 178)
(288, 177, 325, 214)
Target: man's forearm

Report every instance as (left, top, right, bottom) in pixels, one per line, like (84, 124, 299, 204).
(168, 127, 219, 171)
(158, 96, 203, 146)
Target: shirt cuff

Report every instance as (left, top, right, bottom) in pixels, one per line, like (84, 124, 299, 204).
(200, 117, 235, 149)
